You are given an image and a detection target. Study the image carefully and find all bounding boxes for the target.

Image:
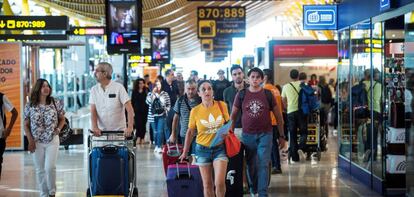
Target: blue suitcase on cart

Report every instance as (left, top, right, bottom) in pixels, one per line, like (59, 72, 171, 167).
(166, 163, 203, 197)
(90, 145, 130, 196)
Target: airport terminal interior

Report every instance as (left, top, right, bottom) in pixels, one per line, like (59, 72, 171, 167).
(0, 0, 413, 196)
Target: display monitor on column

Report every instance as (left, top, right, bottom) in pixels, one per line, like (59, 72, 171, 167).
(106, 0, 142, 54)
(150, 28, 170, 64)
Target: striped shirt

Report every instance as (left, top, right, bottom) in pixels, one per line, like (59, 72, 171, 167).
(146, 91, 170, 123)
(173, 95, 201, 137)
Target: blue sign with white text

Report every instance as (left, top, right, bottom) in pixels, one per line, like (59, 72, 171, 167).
(303, 5, 337, 30)
(380, 0, 391, 11)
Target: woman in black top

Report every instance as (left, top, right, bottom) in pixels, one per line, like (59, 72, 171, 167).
(132, 78, 149, 144)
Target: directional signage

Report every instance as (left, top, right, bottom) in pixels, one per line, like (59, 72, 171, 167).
(197, 6, 246, 38)
(201, 37, 232, 51)
(380, 0, 391, 11)
(68, 26, 105, 36)
(0, 34, 68, 41)
(0, 16, 68, 30)
(303, 5, 337, 30)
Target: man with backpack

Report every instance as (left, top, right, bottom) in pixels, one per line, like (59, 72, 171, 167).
(0, 92, 19, 180)
(231, 67, 285, 196)
(168, 80, 200, 159)
(282, 70, 310, 162)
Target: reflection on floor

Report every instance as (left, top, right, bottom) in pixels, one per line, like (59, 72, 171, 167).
(0, 114, 382, 197)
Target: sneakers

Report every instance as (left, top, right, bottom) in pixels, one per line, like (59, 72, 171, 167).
(153, 147, 163, 154)
(298, 149, 306, 162)
(271, 167, 282, 174)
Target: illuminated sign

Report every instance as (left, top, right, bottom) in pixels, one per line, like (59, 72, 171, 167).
(128, 55, 151, 63)
(0, 16, 68, 30)
(150, 28, 170, 64)
(380, 0, 391, 11)
(200, 37, 232, 51)
(68, 26, 105, 36)
(106, 0, 142, 54)
(303, 5, 337, 30)
(197, 6, 246, 38)
(0, 34, 68, 41)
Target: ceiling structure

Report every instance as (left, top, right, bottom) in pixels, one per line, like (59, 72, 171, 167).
(3, 0, 333, 58)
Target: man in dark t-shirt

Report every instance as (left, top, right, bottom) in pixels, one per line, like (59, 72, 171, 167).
(230, 67, 285, 196)
(213, 69, 231, 101)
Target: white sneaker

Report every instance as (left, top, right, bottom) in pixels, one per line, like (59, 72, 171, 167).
(157, 147, 163, 154)
(298, 149, 306, 162)
(333, 129, 338, 137)
(153, 147, 158, 153)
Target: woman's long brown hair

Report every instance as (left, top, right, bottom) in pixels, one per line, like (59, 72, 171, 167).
(30, 78, 53, 106)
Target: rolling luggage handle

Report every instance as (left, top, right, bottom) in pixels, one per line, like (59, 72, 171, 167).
(166, 141, 181, 157)
(175, 159, 192, 180)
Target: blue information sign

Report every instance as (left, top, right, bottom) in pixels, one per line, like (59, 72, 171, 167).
(303, 5, 337, 30)
(380, 0, 391, 11)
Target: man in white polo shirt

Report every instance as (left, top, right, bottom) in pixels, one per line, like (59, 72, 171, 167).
(90, 62, 134, 137)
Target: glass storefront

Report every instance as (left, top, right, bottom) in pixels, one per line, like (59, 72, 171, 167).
(338, 12, 413, 195)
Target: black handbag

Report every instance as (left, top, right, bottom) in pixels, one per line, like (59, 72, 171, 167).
(52, 99, 73, 142)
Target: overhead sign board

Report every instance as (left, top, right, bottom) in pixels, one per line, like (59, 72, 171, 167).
(303, 5, 337, 30)
(0, 16, 68, 30)
(197, 6, 246, 38)
(0, 34, 68, 41)
(68, 26, 105, 36)
(201, 37, 232, 51)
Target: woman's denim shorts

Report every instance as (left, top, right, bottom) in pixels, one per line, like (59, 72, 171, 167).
(195, 143, 228, 166)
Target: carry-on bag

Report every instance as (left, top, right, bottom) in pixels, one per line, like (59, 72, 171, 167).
(90, 145, 130, 196)
(162, 143, 183, 175)
(225, 144, 244, 197)
(166, 162, 203, 197)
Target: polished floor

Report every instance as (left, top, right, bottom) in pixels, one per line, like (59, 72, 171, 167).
(0, 113, 382, 197)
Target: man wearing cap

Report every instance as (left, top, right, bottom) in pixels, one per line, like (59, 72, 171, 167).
(213, 69, 231, 101)
(190, 70, 201, 83)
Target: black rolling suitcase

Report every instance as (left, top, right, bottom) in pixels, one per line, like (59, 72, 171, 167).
(225, 144, 244, 197)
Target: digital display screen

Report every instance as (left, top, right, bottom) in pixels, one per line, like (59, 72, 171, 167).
(150, 28, 170, 64)
(106, 0, 142, 54)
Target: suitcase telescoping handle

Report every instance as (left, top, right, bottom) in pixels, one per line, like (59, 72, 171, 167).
(166, 140, 180, 154)
(176, 159, 191, 179)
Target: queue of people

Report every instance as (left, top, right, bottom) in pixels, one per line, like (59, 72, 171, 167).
(1, 61, 337, 197)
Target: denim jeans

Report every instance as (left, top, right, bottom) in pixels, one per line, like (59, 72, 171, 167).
(287, 111, 308, 161)
(271, 127, 281, 170)
(33, 135, 60, 197)
(0, 138, 5, 179)
(242, 131, 273, 197)
(151, 116, 170, 148)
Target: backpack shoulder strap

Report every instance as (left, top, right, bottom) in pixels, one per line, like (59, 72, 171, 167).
(177, 96, 185, 115)
(0, 93, 4, 124)
(238, 89, 246, 106)
(289, 82, 299, 94)
(264, 89, 274, 109)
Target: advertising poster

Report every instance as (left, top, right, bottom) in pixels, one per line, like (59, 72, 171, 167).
(0, 42, 22, 149)
(106, 0, 142, 54)
(150, 28, 170, 64)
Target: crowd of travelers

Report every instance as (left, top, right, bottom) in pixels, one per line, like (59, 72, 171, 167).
(0, 62, 336, 197)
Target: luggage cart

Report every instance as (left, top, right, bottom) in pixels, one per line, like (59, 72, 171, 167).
(305, 111, 325, 161)
(86, 131, 138, 197)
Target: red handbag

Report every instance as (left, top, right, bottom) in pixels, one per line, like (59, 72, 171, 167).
(224, 129, 241, 158)
(217, 101, 241, 158)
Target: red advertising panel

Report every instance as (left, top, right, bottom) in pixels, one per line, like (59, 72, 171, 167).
(273, 44, 337, 58)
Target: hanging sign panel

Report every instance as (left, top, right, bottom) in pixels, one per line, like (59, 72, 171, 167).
(0, 16, 68, 30)
(68, 26, 105, 36)
(200, 37, 232, 51)
(303, 5, 337, 30)
(197, 6, 246, 38)
(150, 28, 171, 64)
(0, 34, 68, 41)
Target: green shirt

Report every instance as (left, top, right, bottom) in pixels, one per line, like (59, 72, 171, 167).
(363, 80, 382, 113)
(281, 81, 301, 114)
